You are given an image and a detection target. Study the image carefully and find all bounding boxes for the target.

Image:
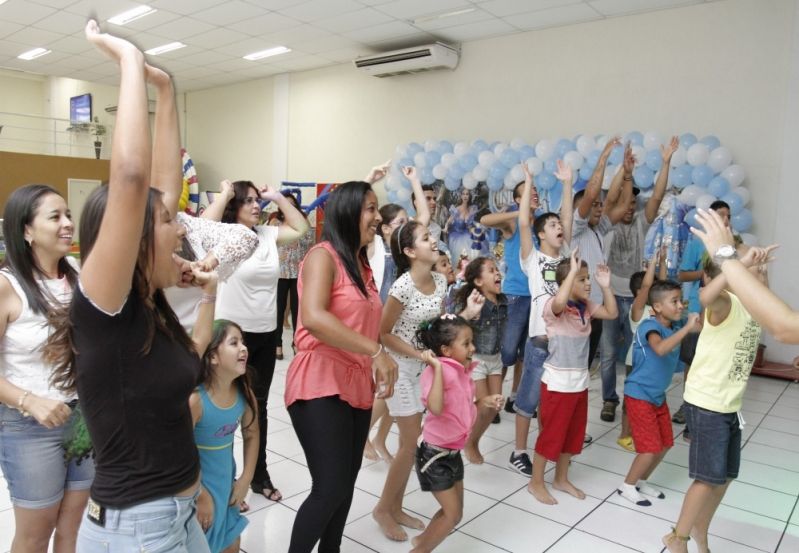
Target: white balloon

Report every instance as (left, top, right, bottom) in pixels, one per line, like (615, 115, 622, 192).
(721, 164, 745, 187)
(679, 185, 703, 206)
(504, 173, 517, 190)
(432, 164, 447, 180)
(525, 157, 543, 176)
(494, 142, 508, 157)
(454, 142, 470, 156)
(386, 174, 399, 191)
(670, 146, 687, 168)
(576, 135, 596, 157)
(413, 151, 427, 168)
(478, 150, 496, 169)
(740, 233, 758, 246)
(686, 143, 710, 166)
(424, 140, 439, 152)
(462, 173, 478, 190)
(732, 185, 750, 205)
(595, 135, 609, 150)
(707, 146, 732, 174)
(510, 164, 525, 182)
(602, 172, 613, 190)
(473, 165, 489, 182)
(510, 137, 527, 150)
(441, 153, 457, 168)
(395, 144, 408, 159)
(631, 145, 646, 167)
(696, 193, 717, 211)
(643, 131, 663, 151)
(535, 139, 555, 161)
(563, 151, 584, 171)
(395, 188, 410, 201)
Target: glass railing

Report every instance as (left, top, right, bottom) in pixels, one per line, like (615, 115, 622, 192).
(0, 111, 113, 159)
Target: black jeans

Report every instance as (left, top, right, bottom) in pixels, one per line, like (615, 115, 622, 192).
(588, 317, 603, 370)
(274, 278, 299, 348)
(287, 396, 371, 553)
(243, 328, 280, 482)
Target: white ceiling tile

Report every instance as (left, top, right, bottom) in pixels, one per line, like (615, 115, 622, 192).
(173, 65, 220, 80)
(0, 1, 57, 25)
(48, 53, 107, 70)
(480, 0, 581, 18)
(0, 20, 24, 40)
(412, 7, 496, 31)
(5, 27, 65, 48)
(374, 0, 472, 20)
(280, 0, 364, 23)
(192, 1, 270, 26)
(344, 20, 420, 42)
(510, 3, 602, 30)
(271, 53, 329, 71)
(213, 36, 287, 57)
(356, 0, 395, 5)
(267, 23, 330, 44)
(230, 64, 283, 78)
(233, 12, 304, 37)
(290, 34, 360, 55)
(0, 39, 30, 56)
(64, 0, 143, 21)
(178, 49, 235, 66)
(432, 16, 516, 42)
(149, 17, 217, 40)
(83, 61, 121, 77)
(150, 0, 222, 15)
(588, 0, 700, 16)
(45, 33, 92, 54)
(205, 56, 261, 72)
(151, 57, 193, 72)
(182, 27, 243, 49)
(28, 0, 80, 8)
(322, 45, 375, 62)
(241, 0, 308, 9)
(311, 8, 393, 34)
(122, 9, 183, 32)
(30, 10, 85, 34)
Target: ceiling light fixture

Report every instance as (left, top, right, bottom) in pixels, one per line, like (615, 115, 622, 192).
(108, 5, 157, 26)
(243, 46, 290, 61)
(412, 8, 475, 24)
(145, 42, 187, 55)
(17, 47, 51, 61)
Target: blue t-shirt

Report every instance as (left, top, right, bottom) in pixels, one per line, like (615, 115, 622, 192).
(625, 318, 681, 406)
(502, 224, 530, 296)
(679, 236, 705, 313)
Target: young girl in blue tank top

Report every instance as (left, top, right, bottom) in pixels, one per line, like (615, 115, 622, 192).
(191, 320, 259, 553)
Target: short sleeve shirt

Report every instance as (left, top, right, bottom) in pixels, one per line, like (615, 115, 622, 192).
(626, 318, 680, 406)
(542, 297, 599, 392)
(521, 249, 563, 338)
(389, 271, 447, 362)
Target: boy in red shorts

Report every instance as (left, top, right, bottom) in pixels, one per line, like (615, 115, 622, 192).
(618, 280, 700, 506)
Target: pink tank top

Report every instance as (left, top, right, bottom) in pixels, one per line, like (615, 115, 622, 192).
(284, 242, 382, 410)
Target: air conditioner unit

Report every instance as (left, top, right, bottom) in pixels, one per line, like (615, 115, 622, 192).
(354, 42, 459, 77)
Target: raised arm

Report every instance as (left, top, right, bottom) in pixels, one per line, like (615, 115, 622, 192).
(591, 264, 619, 320)
(604, 141, 630, 211)
(80, 22, 151, 313)
(200, 179, 234, 222)
(406, 166, 430, 227)
(551, 249, 580, 315)
(519, 161, 536, 260)
(645, 136, 678, 224)
(190, 269, 218, 356)
(631, 250, 659, 323)
(363, 160, 391, 185)
(146, 65, 181, 218)
(420, 350, 444, 415)
(605, 144, 635, 224)
(555, 160, 575, 244)
(260, 185, 310, 246)
(578, 137, 619, 219)
(480, 210, 517, 238)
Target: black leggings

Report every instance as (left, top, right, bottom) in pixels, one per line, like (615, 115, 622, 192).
(588, 317, 603, 369)
(274, 278, 299, 348)
(243, 328, 279, 482)
(288, 396, 371, 553)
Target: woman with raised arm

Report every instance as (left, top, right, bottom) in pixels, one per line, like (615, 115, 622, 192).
(0, 184, 92, 553)
(45, 21, 211, 551)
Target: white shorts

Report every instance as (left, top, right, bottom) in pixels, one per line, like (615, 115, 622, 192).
(385, 357, 425, 417)
(471, 353, 503, 381)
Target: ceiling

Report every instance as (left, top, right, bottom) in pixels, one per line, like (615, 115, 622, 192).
(0, 0, 719, 91)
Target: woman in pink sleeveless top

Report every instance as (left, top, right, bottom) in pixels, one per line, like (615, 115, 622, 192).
(284, 181, 397, 553)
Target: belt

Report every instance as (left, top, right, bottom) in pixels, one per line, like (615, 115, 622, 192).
(418, 441, 458, 474)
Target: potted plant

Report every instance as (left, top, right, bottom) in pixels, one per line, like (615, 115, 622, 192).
(91, 116, 106, 159)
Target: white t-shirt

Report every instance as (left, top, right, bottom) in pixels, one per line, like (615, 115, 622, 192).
(388, 271, 447, 363)
(369, 235, 386, 292)
(216, 225, 279, 333)
(521, 248, 564, 338)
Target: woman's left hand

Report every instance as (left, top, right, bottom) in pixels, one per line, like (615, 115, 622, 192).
(374, 350, 398, 399)
(259, 184, 282, 202)
(229, 478, 250, 506)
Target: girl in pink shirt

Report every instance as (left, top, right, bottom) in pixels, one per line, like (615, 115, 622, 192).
(412, 315, 503, 552)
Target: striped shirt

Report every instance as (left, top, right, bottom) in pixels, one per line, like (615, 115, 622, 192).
(542, 296, 599, 393)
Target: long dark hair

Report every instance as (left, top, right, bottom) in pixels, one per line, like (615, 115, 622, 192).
(454, 256, 493, 310)
(1, 184, 78, 315)
(274, 191, 308, 223)
(47, 186, 195, 392)
(389, 220, 423, 278)
(221, 180, 259, 224)
(320, 181, 373, 298)
(200, 320, 258, 430)
(378, 203, 404, 241)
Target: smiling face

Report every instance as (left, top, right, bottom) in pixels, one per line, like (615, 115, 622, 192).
(235, 184, 261, 228)
(433, 252, 455, 285)
(24, 193, 74, 260)
(622, 197, 637, 224)
(569, 266, 591, 303)
(150, 198, 187, 290)
(474, 259, 502, 298)
(359, 190, 382, 247)
(211, 325, 249, 377)
(441, 325, 475, 367)
(405, 224, 438, 265)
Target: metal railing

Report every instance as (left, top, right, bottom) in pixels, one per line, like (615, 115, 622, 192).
(0, 111, 114, 159)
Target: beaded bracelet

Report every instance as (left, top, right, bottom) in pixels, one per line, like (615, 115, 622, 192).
(200, 294, 216, 305)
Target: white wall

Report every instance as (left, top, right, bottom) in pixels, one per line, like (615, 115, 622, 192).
(0, 70, 48, 154)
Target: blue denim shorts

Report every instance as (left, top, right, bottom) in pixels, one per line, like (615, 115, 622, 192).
(514, 337, 548, 418)
(0, 403, 94, 509)
(77, 492, 210, 553)
(501, 295, 531, 366)
(685, 402, 741, 485)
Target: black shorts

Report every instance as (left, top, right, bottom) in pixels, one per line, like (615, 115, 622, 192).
(415, 441, 464, 492)
(680, 333, 700, 365)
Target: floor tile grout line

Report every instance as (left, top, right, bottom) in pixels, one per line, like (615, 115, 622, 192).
(774, 482, 799, 552)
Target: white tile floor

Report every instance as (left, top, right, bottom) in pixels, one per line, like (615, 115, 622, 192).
(2, 338, 799, 553)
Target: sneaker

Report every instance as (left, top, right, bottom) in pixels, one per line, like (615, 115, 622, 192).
(508, 452, 532, 476)
(672, 404, 686, 424)
(492, 412, 501, 424)
(600, 401, 617, 422)
(583, 434, 593, 445)
(504, 398, 515, 414)
(617, 436, 635, 452)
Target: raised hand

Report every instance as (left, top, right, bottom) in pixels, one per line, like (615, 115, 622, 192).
(600, 137, 621, 160)
(623, 142, 635, 173)
(365, 160, 391, 184)
(259, 184, 281, 202)
(661, 136, 679, 162)
(463, 288, 485, 319)
(569, 247, 581, 273)
(554, 159, 573, 183)
(595, 263, 611, 288)
(402, 165, 419, 182)
(219, 179, 235, 202)
(691, 208, 735, 256)
(740, 244, 778, 268)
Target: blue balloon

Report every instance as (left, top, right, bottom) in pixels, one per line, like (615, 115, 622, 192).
(684, 208, 699, 228)
(721, 191, 744, 215)
(459, 153, 478, 172)
(424, 150, 441, 167)
(387, 189, 398, 203)
(609, 145, 623, 165)
(447, 164, 465, 180)
(398, 157, 413, 169)
(407, 142, 424, 156)
(548, 181, 563, 212)
(633, 166, 655, 189)
(518, 145, 535, 160)
(708, 176, 730, 198)
(399, 174, 411, 189)
(700, 135, 721, 150)
(419, 166, 435, 185)
(645, 149, 662, 172)
(586, 149, 600, 169)
(437, 140, 454, 155)
(489, 161, 507, 180)
(691, 164, 714, 187)
(670, 165, 692, 189)
(578, 165, 593, 181)
(731, 208, 753, 232)
(486, 176, 503, 191)
(625, 131, 644, 146)
(444, 176, 460, 191)
(472, 139, 489, 151)
(500, 148, 521, 168)
(544, 158, 558, 174)
(555, 139, 575, 158)
(680, 133, 698, 148)
(538, 172, 556, 191)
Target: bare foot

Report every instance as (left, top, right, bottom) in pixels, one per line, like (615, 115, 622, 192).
(374, 443, 394, 463)
(464, 442, 484, 464)
(552, 479, 586, 500)
(662, 531, 689, 553)
(363, 441, 379, 461)
(395, 510, 425, 530)
(84, 20, 142, 64)
(373, 509, 407, 541)
(527, 481, 557, 505)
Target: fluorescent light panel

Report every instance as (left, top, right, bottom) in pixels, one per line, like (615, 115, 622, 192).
(243, 46, 290, 61)
(145, 42, 187, 55)
(413, 8, 475, 24)
(17, 47, 51, 61)
(108, 5, 157, 26)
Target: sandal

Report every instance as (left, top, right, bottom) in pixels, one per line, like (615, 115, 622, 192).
(662, 527, 690, 550)
(251, 474, 282, 502)
(239, 500, 250, 513)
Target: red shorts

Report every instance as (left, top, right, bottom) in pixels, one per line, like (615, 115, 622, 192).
(625, 395, 674, 454)
(534, 383, 587, 462)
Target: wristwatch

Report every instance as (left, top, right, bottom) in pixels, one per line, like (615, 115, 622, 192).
(712, 245, 738, 264)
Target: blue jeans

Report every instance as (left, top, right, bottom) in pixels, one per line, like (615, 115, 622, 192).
(76, 493, 210, 553)
(514, 337, 548, 418)
(599, 295, 633, 403)
(500, 295, 531, 366)
(685, 403, 741, 485)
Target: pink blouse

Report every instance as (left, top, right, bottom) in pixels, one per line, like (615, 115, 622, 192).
(284, 242, 381, 410)
(420, 357, 477, 450)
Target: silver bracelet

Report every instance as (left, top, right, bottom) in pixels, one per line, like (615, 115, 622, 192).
(370, 344, 384, 359)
